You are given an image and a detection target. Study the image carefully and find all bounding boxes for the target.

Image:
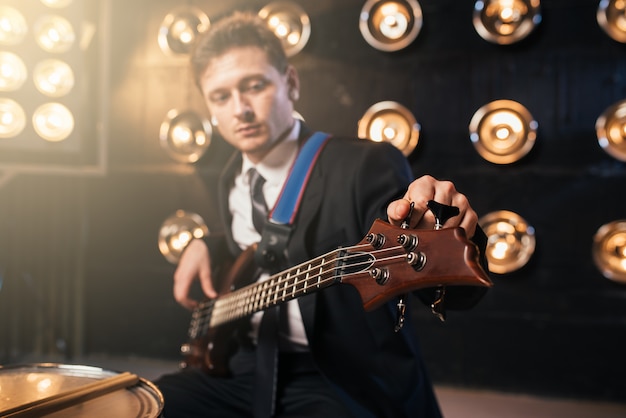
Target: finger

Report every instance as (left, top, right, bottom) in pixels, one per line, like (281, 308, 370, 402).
(173, 272, 198, 310)
(198, 266, 217, 299)
(387, 198, 412, 225)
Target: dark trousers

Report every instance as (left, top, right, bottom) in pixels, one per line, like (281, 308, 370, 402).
(154, 348, 353, 418)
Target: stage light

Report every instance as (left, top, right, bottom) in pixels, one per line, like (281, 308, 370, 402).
(32, 102, 74, 142)
(473, 0, 541, 45)
(479, 210, 536, 274)
(597, 0, 626, 44)
(158, 210, 209, 264)
(0, 51, 28, 92)
(160, 109, 212, 163)
(33, 14, 75, 53)
(593, 220, 626, 284)
(258, 2, 311, 57)
(359, 0, 423, 52)
(0, 98, 26, 138)
(469, 99, 537, 164)
(596, 99, 626, 162)
(158, 7, 210, 56)
(0, 6, 28, 46)
(33, 59, 74, 97)
(0, 0, 89, 164)
(357, 101, 420, 156)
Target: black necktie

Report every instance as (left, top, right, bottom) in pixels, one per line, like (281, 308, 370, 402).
(249, 168, 268, 233)
(249, 167, 278, 416)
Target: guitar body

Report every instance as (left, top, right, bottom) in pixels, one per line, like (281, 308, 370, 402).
(180, 245, 260, 377)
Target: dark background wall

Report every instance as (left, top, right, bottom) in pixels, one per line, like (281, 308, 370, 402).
(1, 0, 625, 404)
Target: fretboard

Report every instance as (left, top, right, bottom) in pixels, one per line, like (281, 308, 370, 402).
(206, 249, 343, 328)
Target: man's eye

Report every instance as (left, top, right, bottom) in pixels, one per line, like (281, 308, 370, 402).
(246, 80, 268, 92)
(210, 93, 229, 103)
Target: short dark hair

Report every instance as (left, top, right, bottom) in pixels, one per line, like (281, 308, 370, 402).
(190, 11, 288, 89)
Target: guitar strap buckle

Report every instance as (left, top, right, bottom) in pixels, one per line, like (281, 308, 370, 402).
(255, 221, 293, 272)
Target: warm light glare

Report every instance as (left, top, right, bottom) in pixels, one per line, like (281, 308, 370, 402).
(160, 109, 212, 163)
(379, 4, 409, 40)
(33, 59, 74, 97)
(41, 0, 74, 8)
(596, 99, 626, 161)
(469, 100, 537, 164)
(0, 6, 28, 46)
(158, 8, 210, 55)
(597, 0, 626, 43)
(34, 15, 76, 53)
(479, 210, 536, 274)
(593, 220, 626, 284)
(0, 98, 26, 138)
(258, 2, 311, 56)
(159, 210, 209, 264)
(360, 0, 423, 51)
(32, 102, 74, 142)
(474, 0, 541, 45)
(358, 101, 420, 156)
(0, 51, 27, 92)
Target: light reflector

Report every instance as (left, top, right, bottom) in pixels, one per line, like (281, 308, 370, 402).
(0, 98, 26, 138)
(597, 0, 626, 44)
(593, 220, 626, 284)
(358, 101, 420, 156)
(258, 1, 311, 57)
(33, 15, 75, 53)
(158, 7, 210, 55)
(596, 98, 626, 161)
(359, 0, 423, 51)
(160, 109, 212, 163)
(159, 210, 209, 264)
(0, 51, 28, 92)
(473, 0, 541, 45)
(32, 102, 74, 142)
(33, 59, 74, 97)
(0, 6, 28, 46)
(469, 99, 537, 164)
(479, 210, 536, 274)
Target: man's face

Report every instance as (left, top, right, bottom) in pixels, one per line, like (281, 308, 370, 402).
(199, 46, 298, 163)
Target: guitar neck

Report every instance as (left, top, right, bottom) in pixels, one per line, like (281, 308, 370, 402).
(207, 249, 343, 328)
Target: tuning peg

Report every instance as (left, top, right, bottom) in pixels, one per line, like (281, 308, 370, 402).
(401, 201, 415, 229)
(427, 200, 459, 230)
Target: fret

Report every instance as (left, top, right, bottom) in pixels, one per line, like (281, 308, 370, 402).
(317, 257, 325, 287)
(303, 263, 311, 293)
(281, 271, 290, 301)
(292, 268, 300, 298)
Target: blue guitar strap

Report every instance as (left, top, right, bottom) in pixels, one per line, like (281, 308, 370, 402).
(255, 131, 331, 271)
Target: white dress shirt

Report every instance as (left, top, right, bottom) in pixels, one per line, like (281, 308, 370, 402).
(228, 122, 310, 351)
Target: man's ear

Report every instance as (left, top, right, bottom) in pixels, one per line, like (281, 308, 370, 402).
(285, 64, 300, 101)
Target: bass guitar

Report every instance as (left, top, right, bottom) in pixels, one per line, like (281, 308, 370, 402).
(179, 218, 492, 376)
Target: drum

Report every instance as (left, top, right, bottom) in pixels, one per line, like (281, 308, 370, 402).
(0, 363, 164, 417)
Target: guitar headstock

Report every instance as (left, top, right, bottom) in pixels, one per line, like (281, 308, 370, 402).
(340, 219, 492, 311)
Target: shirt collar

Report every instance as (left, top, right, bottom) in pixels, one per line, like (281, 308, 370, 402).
(241, 121, 301, 186)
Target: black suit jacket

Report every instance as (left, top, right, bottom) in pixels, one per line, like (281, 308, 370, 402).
(212, 127, 486, 417)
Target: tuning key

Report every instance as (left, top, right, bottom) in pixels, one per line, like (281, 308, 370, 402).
(427, 200, 460, 230)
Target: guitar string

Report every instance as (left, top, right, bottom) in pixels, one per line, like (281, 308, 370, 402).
(205, 243, 409, 327)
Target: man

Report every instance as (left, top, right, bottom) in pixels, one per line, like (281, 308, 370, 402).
(155, 11, 488, 418)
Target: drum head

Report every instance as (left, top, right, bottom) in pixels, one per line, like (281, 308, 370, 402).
(0, 363, 163, 418)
